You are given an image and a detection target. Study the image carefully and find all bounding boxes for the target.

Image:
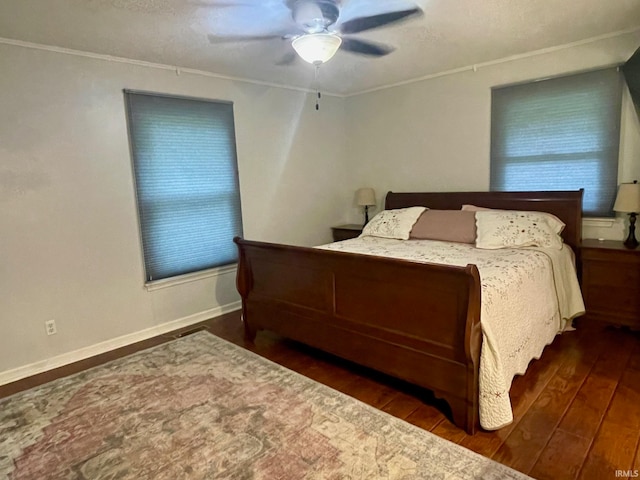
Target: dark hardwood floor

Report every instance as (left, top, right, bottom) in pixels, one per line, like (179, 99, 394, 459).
(2, 311, 639, 479)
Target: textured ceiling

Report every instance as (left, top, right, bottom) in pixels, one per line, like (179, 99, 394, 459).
(1, 0, 639, 95)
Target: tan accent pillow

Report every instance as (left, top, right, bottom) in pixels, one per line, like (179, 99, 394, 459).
(409, 209, 477, 244)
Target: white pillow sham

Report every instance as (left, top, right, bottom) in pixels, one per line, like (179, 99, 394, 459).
(461, 204, 565, 235)
(475, 210, 564, 250)
(361, 207, 427, 240)
(460, 205, 565, 235)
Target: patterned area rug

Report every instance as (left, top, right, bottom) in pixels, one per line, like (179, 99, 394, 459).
(0, 332, 531, 479)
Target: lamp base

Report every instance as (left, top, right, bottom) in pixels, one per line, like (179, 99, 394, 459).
(624, 212, 639, 249)
(624, 237, 638, 249)
(363, 205, 370, 227)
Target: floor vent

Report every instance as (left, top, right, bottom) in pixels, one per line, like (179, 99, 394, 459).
(169, 325, 209, 339)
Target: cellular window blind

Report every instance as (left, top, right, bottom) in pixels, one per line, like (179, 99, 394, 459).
(125, 92, 243, 281)
(490, 68, 623, 217)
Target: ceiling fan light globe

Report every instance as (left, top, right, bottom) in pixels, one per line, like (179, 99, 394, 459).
(292, 33, 342, 64)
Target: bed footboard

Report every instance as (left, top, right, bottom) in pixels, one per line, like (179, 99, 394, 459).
(234, 237, 483, 434)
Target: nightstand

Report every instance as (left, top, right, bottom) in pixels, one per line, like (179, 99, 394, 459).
(331, 224, 363, 242)
(581, 238, 640, 329)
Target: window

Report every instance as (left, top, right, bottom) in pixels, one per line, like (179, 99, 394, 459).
(125, 91, 243, 282)
(490, 68, 623, 217)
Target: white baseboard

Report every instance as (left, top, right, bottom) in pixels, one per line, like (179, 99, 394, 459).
(0, 302, 241, 387)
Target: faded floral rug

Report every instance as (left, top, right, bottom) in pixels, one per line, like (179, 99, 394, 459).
(0, 332, 531, 479)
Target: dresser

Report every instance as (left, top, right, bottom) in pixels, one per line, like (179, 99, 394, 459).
(581, 238, 640, 329)
(331, 224, 363, 242)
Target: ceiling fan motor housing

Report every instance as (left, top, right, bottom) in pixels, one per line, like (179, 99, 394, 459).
(289, 0, 340, 33)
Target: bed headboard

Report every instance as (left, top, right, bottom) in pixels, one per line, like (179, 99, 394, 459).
(385, 190, 583, 251)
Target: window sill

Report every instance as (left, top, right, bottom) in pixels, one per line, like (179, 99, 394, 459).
(583, 217, 617, 228)
(145, 264, 237, 292)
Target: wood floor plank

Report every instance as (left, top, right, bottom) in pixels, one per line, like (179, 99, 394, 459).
(260, 344, 318, 371)
(579, 423, 638, 480)
(403, 404, 446, 432)
(579, 348, 640, 480)
(629, 340, 640, 371)
(605, 370, 640, 430)
(298, 363, 359, 392)
(557, 333, 634, 439)
(557, 374, 618, 439)
(458, 429, 511, 458)
(633, 342, 640, 476)
(430, 419, 468, 444)
(529, 429, 592, 480)
(380, 392, 423, 420)
(337, 375, 399, 410)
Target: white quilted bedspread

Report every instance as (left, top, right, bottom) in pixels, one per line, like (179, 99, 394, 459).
(317, 236, 585, 430)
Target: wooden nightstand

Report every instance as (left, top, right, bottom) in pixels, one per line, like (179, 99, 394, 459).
(331, 224, 363, 242)
(581, 238, 640, 329)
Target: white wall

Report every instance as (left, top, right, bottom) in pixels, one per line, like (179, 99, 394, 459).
(3, 30, 640, 383)
(344, 32, 640, 239)
(0, 43, 348, 381)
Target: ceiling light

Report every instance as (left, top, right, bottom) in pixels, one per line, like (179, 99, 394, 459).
(292, 33, 342, 65)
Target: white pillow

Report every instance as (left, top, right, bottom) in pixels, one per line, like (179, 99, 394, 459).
(475, 210, 564, 250)
(360, 207, 427, 240)
(462, 205, 565, 235)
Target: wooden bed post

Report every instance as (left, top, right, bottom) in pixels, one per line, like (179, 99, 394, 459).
(462, 264, 482, 434)
(431, 263, 482, 434)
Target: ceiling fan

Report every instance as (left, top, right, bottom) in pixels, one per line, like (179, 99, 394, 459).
(206, 0, 423, 65)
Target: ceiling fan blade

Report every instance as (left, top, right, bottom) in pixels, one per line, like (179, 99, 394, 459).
(340, 37, 394, 57)
(207, 33, 288, 43)
(275, 51, 298, 66)
(339, 8, 423, 34)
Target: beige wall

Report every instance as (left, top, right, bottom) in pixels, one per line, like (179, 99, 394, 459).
(0, 43, 348, 381)
(344, 31, 640, 239)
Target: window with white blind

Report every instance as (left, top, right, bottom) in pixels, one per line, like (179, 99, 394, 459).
(124, 91, 243, 282)
(490, 68, 623, 217)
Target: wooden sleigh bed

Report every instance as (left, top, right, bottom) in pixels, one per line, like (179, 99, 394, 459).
(234, 190, 583, 434)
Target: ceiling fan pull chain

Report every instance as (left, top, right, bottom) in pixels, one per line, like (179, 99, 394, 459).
(314, 64, 321, 111)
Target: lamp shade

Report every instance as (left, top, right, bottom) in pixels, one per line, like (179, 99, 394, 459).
(292, 33, 342, 65)
(356, 188, 376, 206)
(613, 181, 640, 213)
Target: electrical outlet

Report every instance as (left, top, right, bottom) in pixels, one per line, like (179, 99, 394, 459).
(45, 319, 57, 336)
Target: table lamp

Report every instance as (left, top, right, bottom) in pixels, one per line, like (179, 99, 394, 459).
(356, 188, 376, 226)
(613, 180, 640, 249)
